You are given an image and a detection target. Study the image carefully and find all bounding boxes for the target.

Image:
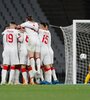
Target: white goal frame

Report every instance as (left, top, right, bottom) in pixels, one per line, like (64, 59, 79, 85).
(73, 20, 90, 84)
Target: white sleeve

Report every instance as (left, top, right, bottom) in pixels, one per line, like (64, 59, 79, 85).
(27, 37, 31, 51)
(48, 31, 51, 47)
(20, 22, 26, 27)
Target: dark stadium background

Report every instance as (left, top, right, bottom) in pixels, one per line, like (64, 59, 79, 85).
(0, 0, 90, 83)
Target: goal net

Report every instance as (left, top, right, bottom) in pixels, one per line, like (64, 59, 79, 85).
(61, 20, 90, 84)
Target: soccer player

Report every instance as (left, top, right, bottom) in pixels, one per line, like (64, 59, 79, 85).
(39, 23, 59, 84)
(39, 22, 52, 84)
(20, 16, 41, 84)
(13, 65, 21, 85)
(84, 64, 90, 84)
(19, 31, 29, 85)
(13, 26, 25, 85)
(1, 22, 21, 85)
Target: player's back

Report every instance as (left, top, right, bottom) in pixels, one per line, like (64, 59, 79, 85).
(20, 32, 29, 48)
(21, 21, 39, 36)
(2, 29, 19, 49)
(39, 29, 50, 47)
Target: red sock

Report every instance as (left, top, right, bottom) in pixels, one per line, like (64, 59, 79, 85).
(51, 67, 55, 70)
(44, 67, 51, 72)
(10, 66, 15, 70)
(28, 67, 32, 71)
(21, 68, 27, 72)
(3, 65, 8, 70)
(15, 67, 20, 71)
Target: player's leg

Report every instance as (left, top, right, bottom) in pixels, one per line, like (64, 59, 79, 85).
(43, 50, 52, 84)
(35, 37, 41, 74)
(8, 65, 16, 84)
(34, 39, 41, 84)
(27, 35, 38, 84)
(8, 49, 19, 84)
(28, 37, 36, 72)
(35, 53, 41, 74)
(21, 65, 28, 85)
(35, 38, 41, 74)
(37, 65, 45, 84)
(1, 51, 9, 84)
(39, 47, 51, 84)
(49, 47, 59, 84)
(1, 64, 9, 84)
(51, 66, 58, 81)
(44, 65, 52, 84)
(27, 66, 33, 84)
(51, 66, 60, 84)
(26, 57, 32, 84)
(14, 65, 20, 84)
(28, 57, 35, 84)
(19, 49, 28, 85)
(40, 66, 44, 81)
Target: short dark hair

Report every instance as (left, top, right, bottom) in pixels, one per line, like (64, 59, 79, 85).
(40, 22, 49, 28)
(26, 16, 33, 21)
(10, 21, 17, 25)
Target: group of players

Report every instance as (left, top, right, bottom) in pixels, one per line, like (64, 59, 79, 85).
(1, 16, 59, 85)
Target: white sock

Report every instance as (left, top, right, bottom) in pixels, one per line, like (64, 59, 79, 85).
(36, 58, 40, 74)
(52, 68, 58, 81)
(22, 72, 28, 83)
(9, 69, 15, 83)
(30, 58, 35, 72)
(1, 69, 7, 83)
(28, 67, 34, 83)
(28, 69, 34, 78)
(14, 69, 20, 83)
(40, 68, 44, 81)
(21, 68, 28, 83)
(45, 68, 52, 83)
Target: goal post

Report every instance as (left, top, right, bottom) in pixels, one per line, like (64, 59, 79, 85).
(61, 20, 90, 84)
(73, 20, 77, 84)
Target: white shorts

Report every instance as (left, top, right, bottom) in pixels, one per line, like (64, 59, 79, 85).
(2, 47, 19, 65)
(41, 46, 51, 65)
(19, 46, 28, 65)
(28, 33, 40, 53)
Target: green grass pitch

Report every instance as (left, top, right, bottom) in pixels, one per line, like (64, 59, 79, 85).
(0, 84, 90, 100)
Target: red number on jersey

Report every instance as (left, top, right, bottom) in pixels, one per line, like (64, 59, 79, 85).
(42, 34, 49, 44)
(6, 34, 13, 43)
(25, 35, 29, 43)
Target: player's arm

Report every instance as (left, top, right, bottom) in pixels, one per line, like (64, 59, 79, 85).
(17, 31, 24, 43)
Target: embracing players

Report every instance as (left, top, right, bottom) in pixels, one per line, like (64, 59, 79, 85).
(20, 16, 41, 84)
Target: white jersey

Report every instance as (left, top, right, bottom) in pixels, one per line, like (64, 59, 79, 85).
(2, 29, 21, 65)
(39, 29, 51, 47)
(21, 21, 40, 53)
(21, 21, 39, 36)
(2, 29, 20, 49)
(20, 32, 29, 48)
